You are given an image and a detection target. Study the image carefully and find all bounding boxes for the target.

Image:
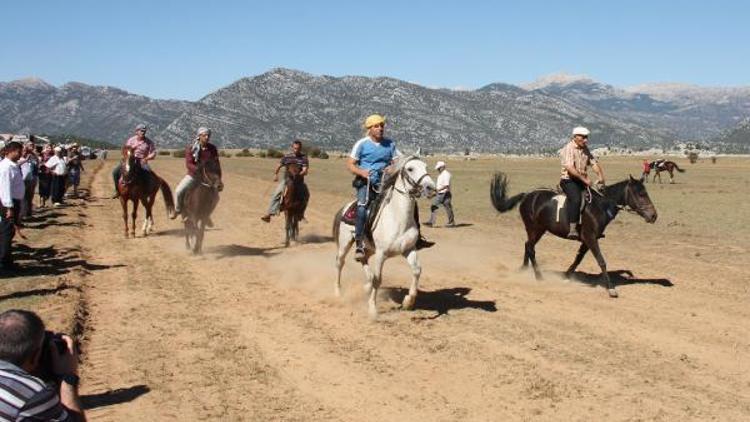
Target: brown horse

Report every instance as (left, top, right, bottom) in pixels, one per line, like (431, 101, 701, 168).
(491, 174, 657, 298)
(649, 160, 685, 184)
(280, 163, 307, 247)
(183, 160, 222, 254)
(117, 147, 175, 237)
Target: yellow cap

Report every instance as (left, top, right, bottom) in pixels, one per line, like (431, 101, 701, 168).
(364, 114, 386, 129)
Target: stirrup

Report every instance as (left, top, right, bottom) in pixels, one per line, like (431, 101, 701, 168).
(416, 236, 435, 250)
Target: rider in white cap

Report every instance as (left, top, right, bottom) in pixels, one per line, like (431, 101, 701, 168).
(559, 126, 605, 239)
(425, 161, 455, 227)
(172, 127, 222, 222)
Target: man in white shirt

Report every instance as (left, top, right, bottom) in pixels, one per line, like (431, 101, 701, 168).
(425, 161, 455, 227)
(43, 146, 68, 206)
(0, 141, 26, 271)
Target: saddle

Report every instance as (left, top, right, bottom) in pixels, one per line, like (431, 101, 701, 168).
(553, 190, 592, 223)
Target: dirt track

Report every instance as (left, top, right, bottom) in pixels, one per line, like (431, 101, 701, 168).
(76, 157, 749, 421)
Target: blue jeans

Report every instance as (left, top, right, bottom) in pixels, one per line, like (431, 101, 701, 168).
(354, 185, 378, 242)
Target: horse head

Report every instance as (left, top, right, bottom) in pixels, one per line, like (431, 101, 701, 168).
(121, 146, 139, 183)
(197, 159, 223, 191)
(626, 175, 658, 223)
(394, 156, 436, 198)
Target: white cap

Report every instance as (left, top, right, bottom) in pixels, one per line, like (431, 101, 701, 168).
(53, 146, 62, 152)
(435, 161, 446, 170)
(572, 126, 590, 136)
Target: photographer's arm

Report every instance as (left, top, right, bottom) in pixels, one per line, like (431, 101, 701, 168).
(53, 335, 86, 421)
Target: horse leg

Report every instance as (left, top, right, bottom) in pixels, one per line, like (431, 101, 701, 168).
(367, 252, 385, 319)
(140, 198, 150, 236)
(401, 249, 421, 310)
(195, 219, 205, 254)
(583, 235, 616, 298)
(130, 200, 138, 238)
(669, 170, 674, 184)
(525, 230, 544, 280)
(334, 224, 354, 297)
(120, 197, 129, 238)
(284, 212, 291, 247)
(565, 243, 589, 278)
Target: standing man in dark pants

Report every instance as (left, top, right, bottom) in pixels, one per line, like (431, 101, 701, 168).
(0, 141, 26, 272)
(426, 161, 455, 227)
(559, 127, 605, 239)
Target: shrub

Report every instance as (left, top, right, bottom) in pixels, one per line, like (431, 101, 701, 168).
(687, 152, 699, 164)
(235, 148, 254, 157)
(158, 150, 171, 156)
(218, 150, 231, 158)
(258, 151, 267, 158)
(317, 151, 329, 159)
(266, 148, 284, 158)
(172, 149, 186, 158)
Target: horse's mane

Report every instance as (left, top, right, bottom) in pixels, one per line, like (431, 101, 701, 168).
(380, 154, 417, 193)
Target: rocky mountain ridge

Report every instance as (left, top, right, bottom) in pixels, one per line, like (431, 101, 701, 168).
(2, 69, 749, 152)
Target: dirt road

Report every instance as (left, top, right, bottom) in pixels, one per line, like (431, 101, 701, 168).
(77, 157, 749, 421)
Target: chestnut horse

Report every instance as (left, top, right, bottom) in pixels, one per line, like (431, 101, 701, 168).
(491, 174, 657, 298)
(117, 147, 175, 237)
(649, 160, 685, 184)
(280, 163, 306, 247)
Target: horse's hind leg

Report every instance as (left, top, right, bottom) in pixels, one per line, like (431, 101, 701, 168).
(525, 230, 544, 280)
(401, 249, 421, 310)
(565, 243, 589, 278)
(334, 225, 354, 297)
(130, 202, 138, 237)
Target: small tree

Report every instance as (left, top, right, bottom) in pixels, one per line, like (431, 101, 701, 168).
(688, 152, 699, 164)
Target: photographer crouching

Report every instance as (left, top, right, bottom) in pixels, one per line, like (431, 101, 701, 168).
(0, 309, 86, 421)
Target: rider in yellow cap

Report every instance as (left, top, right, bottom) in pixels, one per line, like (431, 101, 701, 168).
(347, 114, 433, 261)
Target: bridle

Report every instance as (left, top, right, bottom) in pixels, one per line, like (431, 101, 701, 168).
(393, 157, 430, 198)
(199, 162, 222, 189)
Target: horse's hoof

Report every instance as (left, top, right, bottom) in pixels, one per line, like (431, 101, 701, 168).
(402, 295, 416, 310)
(334, 286, 342, 298)
(608, 288, 619, 298)
(368, 308, 379, 320)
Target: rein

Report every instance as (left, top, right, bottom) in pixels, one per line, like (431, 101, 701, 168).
(394, 157, 428, 197)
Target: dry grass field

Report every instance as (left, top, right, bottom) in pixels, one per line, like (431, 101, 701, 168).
(2, 154, 749, 421)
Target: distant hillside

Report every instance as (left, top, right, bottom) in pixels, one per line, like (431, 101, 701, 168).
(2, 69, 750, 153)
(712, 118, 750, 153)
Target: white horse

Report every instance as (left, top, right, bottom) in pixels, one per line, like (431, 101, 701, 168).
(333, 156, 436, 319)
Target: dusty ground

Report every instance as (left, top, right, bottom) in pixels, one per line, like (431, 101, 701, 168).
(4, 155, 749, 421)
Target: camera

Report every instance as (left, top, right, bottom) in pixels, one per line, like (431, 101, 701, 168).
(34, 331, 68, 383)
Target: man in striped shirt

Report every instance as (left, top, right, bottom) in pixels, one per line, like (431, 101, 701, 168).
(0, 310, 85, 421)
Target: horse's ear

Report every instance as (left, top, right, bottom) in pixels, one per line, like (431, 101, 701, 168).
(629, 174, 637, 182)
(414, 146, 422, 158)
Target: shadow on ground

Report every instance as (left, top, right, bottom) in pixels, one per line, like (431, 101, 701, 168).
(2, 244, 125, 279)
(206, 244, 280, 259)
(560, 269, 674, 288)
(82, 385, 150, 410)
(385, 287, 497, 318)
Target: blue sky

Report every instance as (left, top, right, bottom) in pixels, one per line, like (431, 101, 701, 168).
(2, 0, 749, 100)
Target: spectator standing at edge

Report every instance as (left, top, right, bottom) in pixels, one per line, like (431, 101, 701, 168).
(0, 309, 86, 421)
(44, 147, 68, 207)
(19, 139, 39, 218)
(425, 161, 455, 227)
(66, 144, 84, 199)
(0, 141, 25, 272)
(38, 144, 53, 208)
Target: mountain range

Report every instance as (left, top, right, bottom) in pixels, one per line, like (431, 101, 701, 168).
(2, 69, 749, 153)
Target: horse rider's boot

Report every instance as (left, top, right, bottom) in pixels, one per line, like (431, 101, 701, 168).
(354, 240, 366, 262)
(416, 233, 435, 250)
(566, 223, 580, 240)
(205, 217, 214, 228)
(260, 214, 271, 223)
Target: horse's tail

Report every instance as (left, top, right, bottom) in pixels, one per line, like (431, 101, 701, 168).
(332, 207, 343, 244)
(490, 172, 526, 213)
(673, 162, 685, 172)
(159, 179, 176, 217)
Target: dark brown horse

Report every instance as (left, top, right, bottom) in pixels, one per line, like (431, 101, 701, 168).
(281, 163, 307, 247)
(183, 159, 222, 254)
(648, 160, 685, 184)
(117, 147, 175, 237)
(490, 174, 657, 298)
